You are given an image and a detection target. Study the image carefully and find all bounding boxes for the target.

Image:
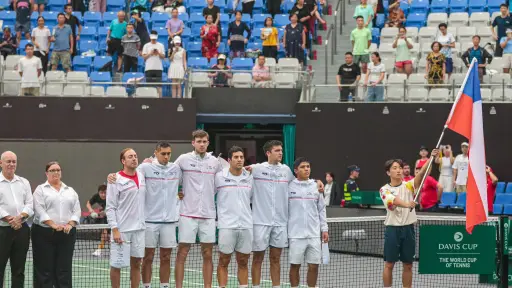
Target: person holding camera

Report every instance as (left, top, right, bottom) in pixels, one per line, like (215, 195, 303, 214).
(392, 27, 413, 76)
(168, 36, 187, 98)
(142, 31, 165, 97)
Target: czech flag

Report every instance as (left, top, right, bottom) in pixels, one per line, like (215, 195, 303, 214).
(446, 58, 487, 234)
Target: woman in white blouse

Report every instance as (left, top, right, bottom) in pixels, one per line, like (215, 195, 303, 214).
(32, 161, 81, 288)
(435, 145, 455, 192)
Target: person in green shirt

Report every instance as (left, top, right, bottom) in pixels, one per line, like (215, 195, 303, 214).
(353, 0, 374, 29)
(350, 16, 372, 73)
(392, 27, 414, 76)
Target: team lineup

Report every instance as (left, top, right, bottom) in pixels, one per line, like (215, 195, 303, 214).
(105, 130, 329, 288)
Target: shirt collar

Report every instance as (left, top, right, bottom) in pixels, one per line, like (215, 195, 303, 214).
(43, 181, 68, 189)
(222, 167, 250, 180)
(192, 150, 211, 160)
(0, 173, 20, 183)
(262, 161, 282, 168)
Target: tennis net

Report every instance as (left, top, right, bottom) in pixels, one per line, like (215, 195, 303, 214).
(4, 215, 501, 287)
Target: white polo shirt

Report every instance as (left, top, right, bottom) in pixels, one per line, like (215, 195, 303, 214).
(0, 173, 33, 227)
(33, 181, 81, 227)
(215, 168, 253, 229)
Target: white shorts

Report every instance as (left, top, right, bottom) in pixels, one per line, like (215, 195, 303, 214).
(289, 238, 321, 265)
(178, 216, 216, 244)
(252, 225, 288, 251)
(145, 223, 177, 249)
(218, 228, 252, 254)
(111, 229, 145, 258)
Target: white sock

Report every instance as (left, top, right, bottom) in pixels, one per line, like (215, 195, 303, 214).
(143, 284, 150, 288)
(253, 286, 260, 288)
(160, 284, 170, 288)
(239, 285, 248, 288)
(273, 286, 281, 288)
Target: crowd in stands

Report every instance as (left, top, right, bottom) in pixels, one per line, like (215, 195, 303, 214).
(0, 0, 330, 97)
(337, 0, 512, 102)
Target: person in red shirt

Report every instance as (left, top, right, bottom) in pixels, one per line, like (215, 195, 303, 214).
(486, 166, 498, 213)
(415, 146, 429, 170)
(402, 163, 414, 181)
(415, 166, 443, 212)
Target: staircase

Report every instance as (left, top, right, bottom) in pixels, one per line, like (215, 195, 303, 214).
(310, 0, 359, 102)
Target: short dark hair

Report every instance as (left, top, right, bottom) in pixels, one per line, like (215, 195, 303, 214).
(293, 157, 310, 170)
(126, 23, 134, 28)
(264, 16, 273, 27)
(356, 15, 364, 20)
(57, 13, 66, 18)
(150, 30, 158, 35)
(326, 172, 335, 180)
(345, 51, 353, 56)
(25, 43, 34, 49)
(235, 10, 242, 16)
(45, 161, 60, 172)
(258, 54, 265, 58)
(64, 4, 72, 9)
(385, 159, 403, 172)
(119, 148, 134, 162)
(431, 41, 442, 50)
(403, 162, 410, 168)
(289, 13, 298, 20)
(192, 129, 209, 140)
(156, 141, 171, 150)
(500, 3, 508, 8)
(37, 16, 45, 22)
(98, 184, 107, 192)
(372, 51, 381, 62)
(228, 145, 244, 159)
(438, 23, 447, 29)
(472, 35, 481, 40)
(263, 140, 283, 154)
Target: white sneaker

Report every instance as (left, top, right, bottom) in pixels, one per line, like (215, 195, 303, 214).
(92, 249, 102, 257)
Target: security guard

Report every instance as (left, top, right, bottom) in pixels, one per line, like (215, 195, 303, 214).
(344, 165, 360, 207)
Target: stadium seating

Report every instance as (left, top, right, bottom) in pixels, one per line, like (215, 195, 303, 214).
(506, 182, 512, 194)
(81, 26, 97, 42)
(73, 56, 93, 74)
(504, 204, 512, 215)
(106, 86, 128, 97)
(451, 192, 467, 209)
(231, 58, 254, 71)
(496, 182, 506, 194)
(493, 194, 512, 214)
(188, 57, 209, 69)
(88, 86, 105, 97)
(274, 73, 295, 88)
(84, 12, 102, 28)
(135, 87, 159, 97)
(93, 56, 113, 71)
(232, 73, 253, 88)
(430, 0, 449, 13)
(438, 192, 457, 208)
(90, 71, 112, 86)
(107, 0, 124, 12)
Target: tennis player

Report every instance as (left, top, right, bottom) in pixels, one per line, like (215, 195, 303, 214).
(174, 130, 222, 288)
(215, 146, 253, 288)
(380, 148, 438, 288)
(250, 140, 324, 288)
(288, 157, 328, 288)
(106, 148, 146, 288)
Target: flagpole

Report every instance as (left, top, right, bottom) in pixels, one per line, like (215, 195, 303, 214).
(410, 58, 479, 211)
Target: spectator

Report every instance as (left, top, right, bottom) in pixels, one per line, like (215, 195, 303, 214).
(261, 17, 278, 60)
(0, 27, 17, 60)
(435, 23, 455, 80)
(18, 43, 42, 96)
(392, 27, 413, 76)
(415, 165, 443, 212)
(351, 16, 371, 74)
(168, 36, 187, 98)
(107, 11, 127, 72)
(500, 28, 512, 74)
(336, 52, 361, 102)
(14, 0, 31, 44)
(344, 165, 360, 207)
(87, 184, 109, 257)
(203, 0, 221, 28)
(491, 3, 511, 57)
(200, 14, 221, 61)
(132, 0, 147, 12)
(32, 161, 80, 288)
(131, 10, 150, 48)
(435, 144, 455, 192)
(283, 13, 306, 64)
(252, 54, 272, 88)
(266, 0, 280, 17)
(486, 166, 498, 214)
(33, 0, 44, 14)
(241, 0, 255, 16)
(403, 163, 414, 181)
(31, 16, 51, 74)
(425, 41, 446, 84)
(290, 0, 311, 56)
(452, 142, 469, 194)
(150, 0, 165, 12)
(304, 0, 327, 27)
(209, 54, 232, 87)
(461, 35, 493, 82)
(227, 11, 251, 58)
(415, 146, 429, 169)
(324, 172, 341, 206)
(364, 52, 385, 101)
(50, 13, 73, 72)
(69, 0, 85, 14)
(89, 0, 106, 13)
(384, 1, 405, 28)
(121, 23, 141, 73)
(353, 0, 374, 29)
(142, 31, 165, 97)
(64, 4, 82, 57)
(165, 0, 186, 13)
(166, 8, 184, 49)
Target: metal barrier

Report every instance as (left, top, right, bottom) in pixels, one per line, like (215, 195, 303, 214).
(324, 24, 334, 84)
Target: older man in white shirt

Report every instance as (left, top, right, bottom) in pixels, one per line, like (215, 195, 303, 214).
(0, 151, 33, 287)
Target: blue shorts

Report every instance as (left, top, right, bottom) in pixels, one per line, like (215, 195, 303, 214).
(445, 57, 453, 74)
(384, 224, 415, 263)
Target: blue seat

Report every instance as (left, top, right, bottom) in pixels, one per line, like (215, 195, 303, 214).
(229, 14, 252, 23)
(410, 0, 429, 14)
(210, 57, 231, 66)
(219, 14, 230, 27)
(90, 71, 112, 86)
(153, 27, 169, 50)
(231, 58, 253, 70)
(493, 204, 504, 214)
(253, 0, 264, 14)
(493, 194, 512, 214)
(375, 13, 386, 29)
(84, 12, 102, 28)
(399, 1, 411, 16)
(137, 56, 145, 72)
(506, 182, 512, 193)
(281, 0, 295, 13)
(93, 55, 112, 71)
(141, 12, 151, 28)
(107, 0, 124, 11)
(80, 26, 97, 41)
(187, 41, 202, 57)
(504, 204, 512, 215)
(449, 0, 469, 13)
(372, 27, 380, 44)
(0, 0, 9, 9)
(0, 11, 16, 27)
(178, 13, 189, 24)
(17, 40, 33, 55)
(72, 11, 82, 23)
(405, 13, 427, 28)
(31, 14, 39, 28)
(41, 12, 58, 27)
(188, 0, 205, 13)
(190, 13, 206, 24)
(162, 58, 170, 71)
(253, 14, 271, 29)
(218, 42, 226, 54)
(438, 192, 457, 208)
(47, 0, 66, 11)
(451, 192, 467, 209)
(468, 0, 486, 14)
(151, 12, 170, 28)
(98, 26, 109, 38)
(102, 12, 117, 27)
(188, 57, 209, 69)
(122, 72, 144, 82)
(274, 14, 290, 27)
(72, 56, 93, 73)
(181, 27, 191, 42)
(496, 182, 506, 194)
(79, 40, 98, 55)
(430, 0, 449, 13)
(487, 0, 503, 14)
(214, 0, 226, 12)
(247, 42, 262, 51)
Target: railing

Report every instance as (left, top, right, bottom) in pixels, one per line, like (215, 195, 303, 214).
(324, 24, 334, 84)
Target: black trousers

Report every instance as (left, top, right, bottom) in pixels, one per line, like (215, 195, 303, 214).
(0, 224, 30, 288)
(123, 55, 138, 73)
(495, 40, 503, 57)
(242, 1, 255, 15)
(34, 51, 49, 74)
(32, 224, 76, 288)
(262, 45, 277, 60)
(267, 0, 281, 17)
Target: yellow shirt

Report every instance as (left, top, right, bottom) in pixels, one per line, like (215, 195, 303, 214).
(261, 27, 278, 46)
